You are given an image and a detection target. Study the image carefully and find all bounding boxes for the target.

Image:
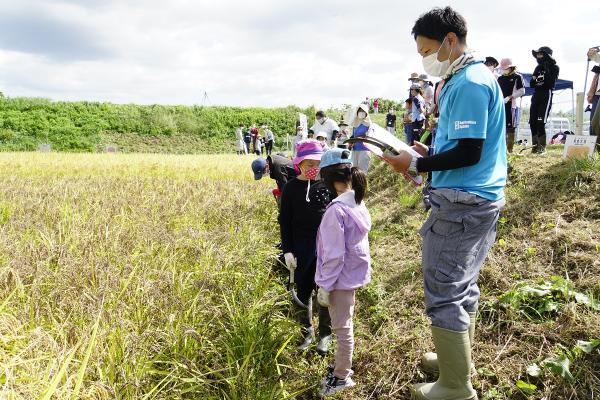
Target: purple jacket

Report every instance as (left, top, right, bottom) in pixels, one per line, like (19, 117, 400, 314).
(315, 190, 372, 292)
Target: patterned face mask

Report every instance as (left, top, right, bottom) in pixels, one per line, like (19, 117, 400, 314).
(304, 167, 320, 181)
(302, 167, 320, 202)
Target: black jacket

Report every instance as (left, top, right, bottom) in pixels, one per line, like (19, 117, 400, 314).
(386, 113, 397, 128)
(267, 154, 297, 191)
(278, 178, 331, 255)
(531, 61, 560, 91)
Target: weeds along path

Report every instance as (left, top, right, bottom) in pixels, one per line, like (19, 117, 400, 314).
(0, 153, 304, 399)
(342, 148, 599, 400)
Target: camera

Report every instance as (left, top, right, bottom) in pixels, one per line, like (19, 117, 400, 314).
(592, 65, 600, 74)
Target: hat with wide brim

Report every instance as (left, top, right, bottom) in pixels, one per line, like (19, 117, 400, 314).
(292, 139, 324, 167)
(532, 46, 554, 60)
(408, 72, 420, 81)
(499, 58, 516, 70)
(418, 73, 431, 82)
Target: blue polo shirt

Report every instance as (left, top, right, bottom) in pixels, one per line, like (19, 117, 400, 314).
(433, 61, 507, 201)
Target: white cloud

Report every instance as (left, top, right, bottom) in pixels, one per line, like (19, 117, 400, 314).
(0, 0, 597, 112)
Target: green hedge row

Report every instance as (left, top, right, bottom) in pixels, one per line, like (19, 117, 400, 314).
(0, 97, 316, 152)
(0, 96, 406, 153)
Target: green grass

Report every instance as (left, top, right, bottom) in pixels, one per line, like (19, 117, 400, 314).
(0, 97, 315, 153)
(0, 148, 598, 399)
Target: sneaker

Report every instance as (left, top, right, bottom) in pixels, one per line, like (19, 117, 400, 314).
(322, 365, 334, 385)
(320, 375, 356, 397)
(322, 366, 354, 385)
(316, 335, 332, 356)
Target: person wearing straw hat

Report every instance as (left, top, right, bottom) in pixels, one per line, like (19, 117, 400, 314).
(529, 46, 560, 154)
(497, 58, 525, 153)
(279, 139, 333, 354)
(408, 72, 421, 97)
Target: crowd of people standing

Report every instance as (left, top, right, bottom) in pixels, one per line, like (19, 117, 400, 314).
(235, 123, 275, 156)
(246, 5, 529, 397)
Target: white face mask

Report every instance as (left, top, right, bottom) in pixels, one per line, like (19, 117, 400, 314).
(422, 37, 452, 78)
(357, 111, 367, 119)
(317, 118, 325, 124)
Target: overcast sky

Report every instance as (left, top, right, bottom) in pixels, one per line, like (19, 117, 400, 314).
(0, 0, 597, 111)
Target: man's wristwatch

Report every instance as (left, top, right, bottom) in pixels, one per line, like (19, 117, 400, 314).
(408, 155, 418, 174)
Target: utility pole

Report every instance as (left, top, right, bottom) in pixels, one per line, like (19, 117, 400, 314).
(202, 91, 211, 106)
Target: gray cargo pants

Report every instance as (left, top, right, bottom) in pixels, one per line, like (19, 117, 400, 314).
(419, 189, 504, 332)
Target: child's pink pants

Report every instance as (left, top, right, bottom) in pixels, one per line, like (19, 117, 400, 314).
(329, 289, 356, 379)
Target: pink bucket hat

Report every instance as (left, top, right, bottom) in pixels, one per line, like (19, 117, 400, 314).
(293, 139, 325, 168)
(499, 58, 515, 70)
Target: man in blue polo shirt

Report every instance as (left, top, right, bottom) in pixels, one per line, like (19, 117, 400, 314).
(384, 6, 506, 400)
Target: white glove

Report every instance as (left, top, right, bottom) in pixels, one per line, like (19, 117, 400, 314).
(283, 253, 297, 271)
(317, 287, 330, 307)
(504, 96, 511, 104)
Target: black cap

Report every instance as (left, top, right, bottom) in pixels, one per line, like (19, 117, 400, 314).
(484, 56, 499, 67)
(315, 110, 326, 118)
(532, 46, 554, 58)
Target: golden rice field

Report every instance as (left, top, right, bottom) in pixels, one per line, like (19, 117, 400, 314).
(0, 153, 301, 399)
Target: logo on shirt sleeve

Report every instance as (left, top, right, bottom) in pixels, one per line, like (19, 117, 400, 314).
(454, 120, 477, 130)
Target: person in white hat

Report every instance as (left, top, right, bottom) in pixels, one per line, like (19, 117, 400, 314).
(235, 124, 247, 155)
(347, 104, 372, 172)
(419, 73, 435, 109)
(497, 58, 525, 152)
(315, 131, 330, 150)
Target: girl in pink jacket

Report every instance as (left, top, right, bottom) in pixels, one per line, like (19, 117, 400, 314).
(315, 148, 372, 397)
